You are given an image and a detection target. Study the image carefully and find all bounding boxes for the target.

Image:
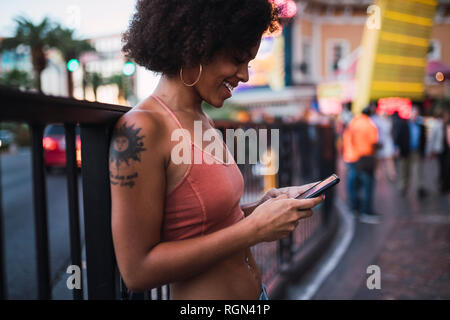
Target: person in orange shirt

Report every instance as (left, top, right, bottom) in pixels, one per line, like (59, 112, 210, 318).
(343, 106, 380, 224)
(342, 120, 359, 216)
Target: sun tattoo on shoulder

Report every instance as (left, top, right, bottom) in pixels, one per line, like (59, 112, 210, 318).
(109, 121, 147, 188)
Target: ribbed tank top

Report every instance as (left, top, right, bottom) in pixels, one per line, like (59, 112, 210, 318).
(152, 95, 245, 241)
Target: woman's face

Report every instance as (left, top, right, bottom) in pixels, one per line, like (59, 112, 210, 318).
(189, 40, 261, 108)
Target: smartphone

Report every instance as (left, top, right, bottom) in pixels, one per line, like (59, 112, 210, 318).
(295, 174, 340, 199)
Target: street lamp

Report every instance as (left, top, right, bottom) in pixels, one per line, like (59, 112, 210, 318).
(122, 61, 136, 77)
(67, 59, 80, 72)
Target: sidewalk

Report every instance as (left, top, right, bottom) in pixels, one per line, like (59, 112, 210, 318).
(289, 157, 450, 300)
(353, 160, 450, 299)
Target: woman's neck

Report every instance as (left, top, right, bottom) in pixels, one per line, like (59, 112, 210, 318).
(153, 75, 204, 116)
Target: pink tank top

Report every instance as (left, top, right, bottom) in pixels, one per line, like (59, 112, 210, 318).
(152, 95, 245, 241)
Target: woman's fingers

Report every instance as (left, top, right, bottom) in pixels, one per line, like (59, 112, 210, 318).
(285, 195, 324, 211)
(268, 193, 289, 202)
(278, 182, 319, 199)
(297, 209, 314, 219)
(294, 182, 320, 197)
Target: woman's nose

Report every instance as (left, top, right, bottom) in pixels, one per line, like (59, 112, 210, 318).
(236, 64, 250, 83)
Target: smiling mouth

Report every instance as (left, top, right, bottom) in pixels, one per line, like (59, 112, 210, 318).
(223, 81, 235, 94)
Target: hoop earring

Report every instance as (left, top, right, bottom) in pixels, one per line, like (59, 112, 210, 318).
(180, 64, 203, 87)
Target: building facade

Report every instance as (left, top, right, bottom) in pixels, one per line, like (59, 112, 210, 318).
(288, 0, 450, 115)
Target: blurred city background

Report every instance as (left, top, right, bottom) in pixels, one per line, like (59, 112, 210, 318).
(0, 0, 449, 300)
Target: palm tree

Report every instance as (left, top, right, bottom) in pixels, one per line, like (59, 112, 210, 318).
(0, 16, 54, 92)
(106, 74, 133, 104)
(47, 25, 95, 97)
(0, 68, 33, 89)
(85, 72, 103, 101)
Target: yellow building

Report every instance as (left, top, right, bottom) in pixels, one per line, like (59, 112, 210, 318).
(290, 0, 450, 114)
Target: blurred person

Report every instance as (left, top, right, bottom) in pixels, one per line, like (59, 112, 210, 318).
(430, 109, 450, 194)
(342, 119, 359, 216)
(429, 109, 444, 191)
(336, 102, 353, 155)
(344, 106, 379, 224)
(340, 102, 354, 128)
(372, 110, 396, 182)
(394, 106, 427, 197)
(393, 110, 411, 195)
(445, 111, 450, 196)
(109, 0, 325, 300)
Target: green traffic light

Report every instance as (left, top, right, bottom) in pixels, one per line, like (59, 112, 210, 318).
(67, 59, 80, 72)
(123, 62, 135, 76)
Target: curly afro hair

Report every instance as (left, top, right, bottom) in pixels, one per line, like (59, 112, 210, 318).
(122, 0, 279, 76)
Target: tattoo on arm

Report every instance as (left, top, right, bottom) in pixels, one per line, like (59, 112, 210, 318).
(109, 121, 146, 188)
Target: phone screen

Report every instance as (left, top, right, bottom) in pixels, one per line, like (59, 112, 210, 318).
(296, 174, 340, 199)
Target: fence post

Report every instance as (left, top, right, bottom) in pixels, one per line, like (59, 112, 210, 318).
(277, 123, 294, 267)
(317, 124, 337, 224)
(0, 154, 6, 300)
(64, 123, 83, 300)
(30, 123, 51, 300)
(80, 125, 117, 299)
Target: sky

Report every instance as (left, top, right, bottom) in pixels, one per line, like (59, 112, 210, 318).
(0, 0, 137, 39)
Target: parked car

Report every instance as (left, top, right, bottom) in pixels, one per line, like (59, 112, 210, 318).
(43, 124, 81, 171)
(0, 129, 14, 150)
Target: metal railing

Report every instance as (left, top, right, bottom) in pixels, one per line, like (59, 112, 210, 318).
(0, 86, 128, 299)
(0, 86, 336, 300)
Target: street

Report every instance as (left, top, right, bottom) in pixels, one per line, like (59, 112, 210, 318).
(1, 148, 84, 299)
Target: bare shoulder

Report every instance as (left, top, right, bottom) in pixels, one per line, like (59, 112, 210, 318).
(109, 102, 170, 180)
(112, 95, 174, 148)
(110, 111, 162, 156)
(117, 97, 167, 130)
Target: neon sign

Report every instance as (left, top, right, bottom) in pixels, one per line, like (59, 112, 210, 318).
(271, 0, 297, 19)
(377, 97, 412, 119)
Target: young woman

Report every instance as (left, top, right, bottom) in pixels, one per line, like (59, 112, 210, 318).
(109, 0, 324, 300)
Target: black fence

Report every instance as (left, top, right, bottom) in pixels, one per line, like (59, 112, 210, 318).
(0, 86, 128, 300)
(0, 86, 336, 300)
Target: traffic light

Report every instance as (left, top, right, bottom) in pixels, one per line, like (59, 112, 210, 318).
(67, 59, 80, 72)
(122, 61, 135, 76)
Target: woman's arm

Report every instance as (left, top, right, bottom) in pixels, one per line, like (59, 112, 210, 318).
(110, 111, 259, 291)
(110, 111, 323, 292)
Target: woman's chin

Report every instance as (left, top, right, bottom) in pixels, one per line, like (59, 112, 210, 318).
(206, 98, 225, 108)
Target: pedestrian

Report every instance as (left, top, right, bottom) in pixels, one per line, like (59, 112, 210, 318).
(429, 108, 450, 194)
(394, 106, 427, 197)
(109, 0, 324, 300)
(344, 105, 380, 224)
(372, 110, 396, 182)
(444, 110, 450, 197)
(342, 118, 360, 217)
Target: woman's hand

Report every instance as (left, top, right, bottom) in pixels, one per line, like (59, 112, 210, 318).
(257, 182, 319, 205)
(247, 193, 324, 244)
